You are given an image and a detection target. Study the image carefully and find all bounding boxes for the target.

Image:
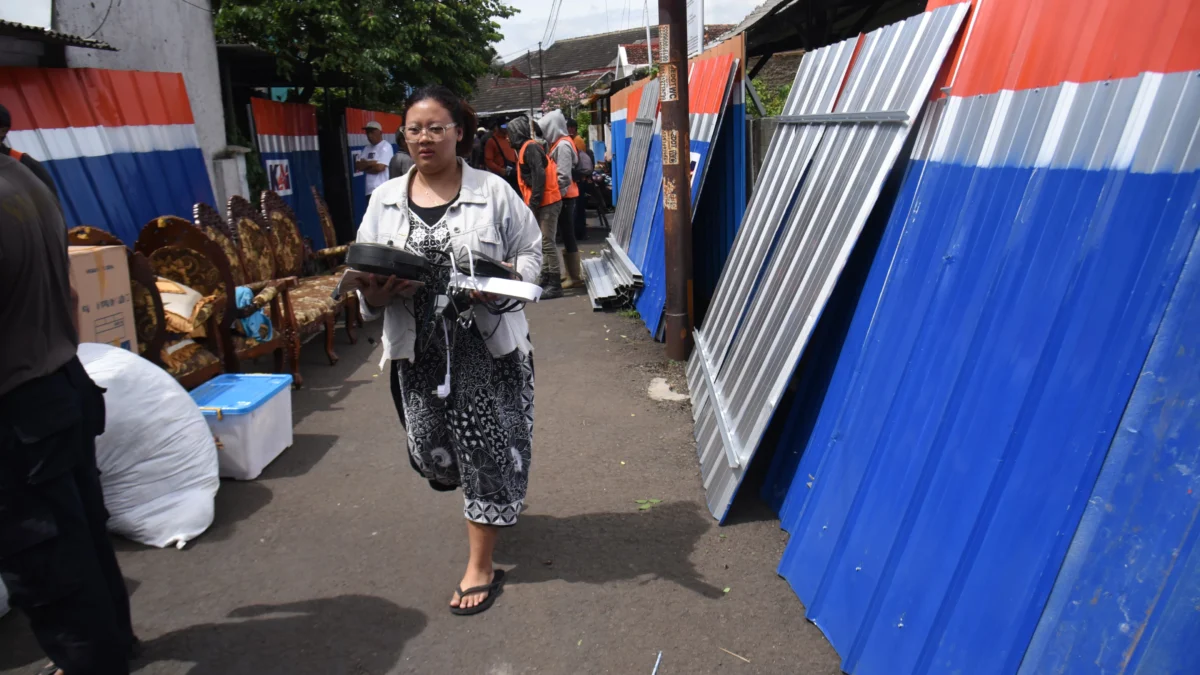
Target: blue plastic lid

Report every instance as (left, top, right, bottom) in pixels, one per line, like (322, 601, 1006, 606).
(190, 374, 293, 416)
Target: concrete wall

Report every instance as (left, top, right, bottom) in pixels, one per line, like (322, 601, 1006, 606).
(54, 0, 226, 199)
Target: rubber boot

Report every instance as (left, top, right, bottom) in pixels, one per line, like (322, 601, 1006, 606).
(542, 274, 564, 299)
(561, 251, 584, 290)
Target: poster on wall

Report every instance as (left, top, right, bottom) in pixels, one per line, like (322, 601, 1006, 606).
(266, 159, 293, 196)
(250, 98, 324, 244)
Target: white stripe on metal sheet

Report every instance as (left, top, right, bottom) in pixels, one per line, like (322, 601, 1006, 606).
(924, 70, 1200, 175)
(257, 134, 320, 154)
(689, 2, 970, 520)
(7, 124, 202, 162)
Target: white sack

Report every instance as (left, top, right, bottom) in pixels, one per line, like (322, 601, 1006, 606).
(78, 343, 219, 548)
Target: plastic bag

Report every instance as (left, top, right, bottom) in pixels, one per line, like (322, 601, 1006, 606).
(0, 578, 8, 617)
(79, 343, 219, 549)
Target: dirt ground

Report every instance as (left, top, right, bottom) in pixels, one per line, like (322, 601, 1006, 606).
(0, 281, 842, 674)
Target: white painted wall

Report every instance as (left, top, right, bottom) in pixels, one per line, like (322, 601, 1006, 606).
(54, 0, 226, 198)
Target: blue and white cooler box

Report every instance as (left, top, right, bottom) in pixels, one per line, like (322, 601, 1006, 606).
(190, 374, 294, 480)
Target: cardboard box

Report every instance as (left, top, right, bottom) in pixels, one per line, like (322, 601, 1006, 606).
(69, 245, 138, 354)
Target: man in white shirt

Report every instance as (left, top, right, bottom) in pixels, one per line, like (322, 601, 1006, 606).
(355, 120, 394, 196)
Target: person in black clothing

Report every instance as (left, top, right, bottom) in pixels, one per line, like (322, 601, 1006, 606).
(389, 128, 416, 179)
(0, 104, 59, 200)
(0, 155, 138, 675)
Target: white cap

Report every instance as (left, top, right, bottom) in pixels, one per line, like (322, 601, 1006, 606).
(364, 121, 383, 131)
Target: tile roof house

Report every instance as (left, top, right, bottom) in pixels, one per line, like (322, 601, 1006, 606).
(615, 24, 734, 79)
(472, 27, 660, 117)
(472, 24, 735, 117)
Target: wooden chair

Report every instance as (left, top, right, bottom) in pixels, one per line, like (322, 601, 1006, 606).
(194, 202, 292, 378)
(311, 186, 350, 270)
(228, 196, 334, 385)
(260, 191, 359, 366)
(66, 226, 168, 369)
(134, 217, 238, 389)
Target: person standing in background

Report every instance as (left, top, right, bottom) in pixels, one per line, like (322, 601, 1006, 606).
(568, 118, 587, 153)
(507, 116, 564, 298)
(0, 154, 139, 675)
(484, 121, 518, 193)
(356, 121, 394, 198)
(389, 127, 416, 179)
(538, 110, 583, 293)
(0, 104, 58, 200)
(469, 126, 489, 170)
(574, 146, 595, 242)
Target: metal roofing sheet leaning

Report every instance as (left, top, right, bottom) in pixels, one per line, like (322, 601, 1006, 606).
(686, 38, 856, 411)
(610, 78, 660, 249)
(775, 70, 1200, 675)
(691, 3, 970, 521)
(1019, 190, 1200, 675)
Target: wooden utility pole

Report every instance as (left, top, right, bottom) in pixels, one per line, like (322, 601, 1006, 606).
(538, 42, 546, 105)
(658, 0, 693, 360)
(527, 51, 536, 117)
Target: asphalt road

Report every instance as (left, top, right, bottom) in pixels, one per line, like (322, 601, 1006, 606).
(0, 289, 841, 675)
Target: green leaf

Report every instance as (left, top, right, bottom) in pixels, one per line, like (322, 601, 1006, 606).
(634, 499, 649, 505)
(638, 503, 653, 511)
(648, 499, 662, 504)
(723, 587, 731, 594)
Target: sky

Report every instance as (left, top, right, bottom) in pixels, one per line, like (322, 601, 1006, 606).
(492, 0, 765, 62)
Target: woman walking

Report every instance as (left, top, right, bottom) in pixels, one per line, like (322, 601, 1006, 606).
(355, 86, 542, 615)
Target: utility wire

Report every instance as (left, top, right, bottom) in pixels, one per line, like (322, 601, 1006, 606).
(86, 0, 115, 38)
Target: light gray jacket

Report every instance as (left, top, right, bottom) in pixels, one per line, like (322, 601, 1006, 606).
(538, 110, 576, 195)
(355, 159, 543, 365)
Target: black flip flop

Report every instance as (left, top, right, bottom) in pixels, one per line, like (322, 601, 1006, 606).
(450, 569, 506, 616)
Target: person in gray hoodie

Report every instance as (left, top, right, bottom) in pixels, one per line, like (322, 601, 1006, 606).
(537, 110, 583, 292)
(507, 116, 565, 297)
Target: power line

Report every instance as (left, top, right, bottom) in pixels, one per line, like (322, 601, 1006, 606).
(177, 0, 215, 13)
(86, 0, 115, 38)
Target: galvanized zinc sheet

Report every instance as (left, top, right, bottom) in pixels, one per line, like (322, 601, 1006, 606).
(611, 78, 660, 249)
(768, 0, 1200, 669)
(689, 38, 857, 388)
(0, 67, 215, 243)
(1019, 215, 1200, 675)
(690, 3, 969, 521)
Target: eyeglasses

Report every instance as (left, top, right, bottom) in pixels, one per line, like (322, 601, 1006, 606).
(403, 123, 457, 142)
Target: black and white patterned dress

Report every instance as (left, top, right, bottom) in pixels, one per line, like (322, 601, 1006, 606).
(391, 204, 534, 527)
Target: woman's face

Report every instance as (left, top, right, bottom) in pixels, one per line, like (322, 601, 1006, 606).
(404, 99, 462, 174)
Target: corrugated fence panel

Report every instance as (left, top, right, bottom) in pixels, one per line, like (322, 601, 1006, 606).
(771, 1, 1200, 674)
(1, 67, 214, 244)
(692, 66, 747, 328)
(610, 84, 634, 203)
(1019, 214, 1200, 675)
(345, 107, 404, 227)
(251, 98, 324, 245)
(635, 54, 739, 338)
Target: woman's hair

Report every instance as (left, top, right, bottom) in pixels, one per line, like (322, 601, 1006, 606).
(403, 85, 477, 158)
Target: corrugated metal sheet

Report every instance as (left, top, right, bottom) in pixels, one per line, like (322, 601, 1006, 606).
(345, 107, 404, 226)
(689, 3, 969, 522)
(694, 36, 749, 327)
(1, 67, 215, 244)
(1020, 221, 1200, 675)
(767, 1, 1200, 673)
(251, 98, 325, 245)
(610, 79, 660, 250)
(634, 54, 739, 337)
